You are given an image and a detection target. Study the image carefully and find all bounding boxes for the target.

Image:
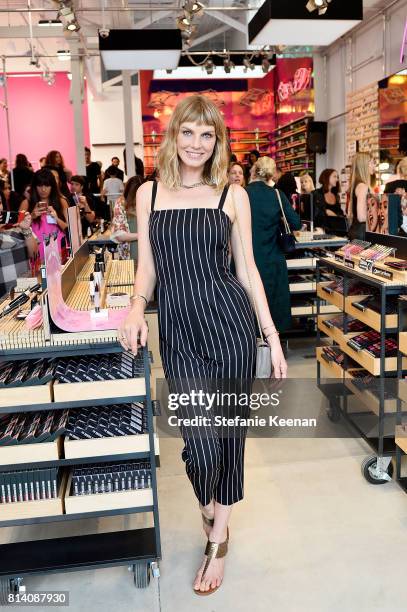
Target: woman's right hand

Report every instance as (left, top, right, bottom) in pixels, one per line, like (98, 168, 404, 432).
(118, 308, 149, 354)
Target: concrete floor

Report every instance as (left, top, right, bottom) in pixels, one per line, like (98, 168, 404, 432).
(1, 338, 407, 611)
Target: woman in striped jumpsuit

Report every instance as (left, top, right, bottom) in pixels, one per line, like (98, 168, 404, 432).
(119, 95, 287, 595)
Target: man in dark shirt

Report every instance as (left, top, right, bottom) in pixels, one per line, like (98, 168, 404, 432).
(105, 157, 124, 182)
(85, 147, 102, 195)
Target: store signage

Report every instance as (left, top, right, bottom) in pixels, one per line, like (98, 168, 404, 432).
(358, 259, 371, 271)
(277, 67, 312, 102)
(372, 266, 393, 280)
(344, 259, 355, 269)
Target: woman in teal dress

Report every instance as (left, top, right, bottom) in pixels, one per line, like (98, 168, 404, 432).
(246, 157, 301, 332)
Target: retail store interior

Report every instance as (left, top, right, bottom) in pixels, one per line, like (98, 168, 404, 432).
(1, 0, 407, 610)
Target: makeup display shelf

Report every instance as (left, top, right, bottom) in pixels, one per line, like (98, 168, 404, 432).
(0, 247, 162, 601)
(286, 236, 347, 328)
(316, 255, 407, 485)
(272, 115, 316, 177)
(394, 297, 407, 493)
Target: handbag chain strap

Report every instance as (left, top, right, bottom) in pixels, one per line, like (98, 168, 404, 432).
(275, 188, 291, 234)
(229, 185, 265, 343)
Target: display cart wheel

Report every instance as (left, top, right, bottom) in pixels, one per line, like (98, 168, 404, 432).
(133, 561, 151, 588)
(0, 577, 24, 606)
(361, 455, 394, 485)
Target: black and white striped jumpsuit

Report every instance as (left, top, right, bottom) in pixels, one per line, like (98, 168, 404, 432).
(149, 181, 256, 506)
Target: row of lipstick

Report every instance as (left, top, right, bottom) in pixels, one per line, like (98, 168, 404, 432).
(340, 240, 395, 262)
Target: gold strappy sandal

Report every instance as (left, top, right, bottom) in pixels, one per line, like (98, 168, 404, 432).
(193, 536, 228, 596)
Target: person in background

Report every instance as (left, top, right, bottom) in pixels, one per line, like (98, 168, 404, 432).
(0, 158, 10, 183)
(20, 169, 68, 261)
(245, 149, 260, 182)
(229, 153, 238, 163)
(12, 154, 34, 197)
(228, 162, 246, 187)
(105, 156, 124, 182)
(384, 157, 407, 194)
(45, 150, 71, 199)
(70, 175, 96, 237)
(43, 166, 70, 210)
(247, 156, 301, 333)
(275, 172, 298, 205)
(0, 179, 25, 213)
(347, 152, 376, 240)
(102, 166, 124, 201)
(0, 209, 38, 299)
(314, 168, 344, 227)
(299, 172, 315, 194)
(39, 157, 47, 168)
(85, 147, 102, 195)
(111, 176, 141, 260)
(123, 149, 144, 179)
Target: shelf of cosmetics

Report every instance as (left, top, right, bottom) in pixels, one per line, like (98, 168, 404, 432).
(0, 352, 147, 407)
(316, 346, 398, 416)
(317, 276, 399, 332)
(0, 459, 154, 520)
(0, 402, 159, 466)
(316, 311, 404, 375)
(329, 239, 407, 282)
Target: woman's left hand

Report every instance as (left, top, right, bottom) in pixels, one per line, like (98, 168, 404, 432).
(268, 334, 287, 379)
(47, 206, 58, 219)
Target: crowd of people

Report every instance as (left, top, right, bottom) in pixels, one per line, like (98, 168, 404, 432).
(1, 140, 406, 302)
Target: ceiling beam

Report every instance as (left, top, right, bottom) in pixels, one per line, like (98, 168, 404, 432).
(209, 10, 247, 34)
(0, 25, 63, 38)
(189, 24, 229, 49)
(134, 10, 172, 30)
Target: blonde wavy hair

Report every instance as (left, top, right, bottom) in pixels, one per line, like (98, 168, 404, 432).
(348, 152, 376, 222)
(158, 95, 229, 192)
(251, 156, 277, 182)
(398, 156, 407, 179)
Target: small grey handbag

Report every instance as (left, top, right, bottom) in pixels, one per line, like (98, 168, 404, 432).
(230, 185, 272, 378)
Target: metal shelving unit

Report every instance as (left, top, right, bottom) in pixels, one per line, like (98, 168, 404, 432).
(0, 344, 161, 600)
(316, 257, 406, 484)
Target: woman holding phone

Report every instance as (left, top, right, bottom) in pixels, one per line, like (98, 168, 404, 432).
(20, 169, 68, 261)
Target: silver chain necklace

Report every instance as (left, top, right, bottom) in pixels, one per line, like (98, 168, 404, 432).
(181, 181, 204, 189)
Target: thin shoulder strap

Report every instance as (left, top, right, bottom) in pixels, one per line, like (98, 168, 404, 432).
(151, 180, 158, 212)
(218, 184, 230, 210)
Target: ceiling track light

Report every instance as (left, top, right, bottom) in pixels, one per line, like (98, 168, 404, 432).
(223, 55, 235, 74)
(261, 57, 271, 73)
(58, 2, 80, 32)
(305, 0, 332, 16)
(183, 1, 205, 18)
(204, 58, 214, 75)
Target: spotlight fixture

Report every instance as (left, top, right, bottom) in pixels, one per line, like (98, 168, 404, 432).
(306, 0, 332, 16)
(58, 2, 80, 32)
(243, 56, 256, 72)
(261, 57, 271, 73)
(223, 56, 235, 74)
(204, 58, 214, 75)
(42, 70, 55, 86)
(183, 1, 205, 18)
(177, 14, 192, 31)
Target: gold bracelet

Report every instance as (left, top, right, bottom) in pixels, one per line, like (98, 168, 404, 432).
(130, 294, 148, 305)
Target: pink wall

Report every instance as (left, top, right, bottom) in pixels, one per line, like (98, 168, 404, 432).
(0, 72, 90, 174)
